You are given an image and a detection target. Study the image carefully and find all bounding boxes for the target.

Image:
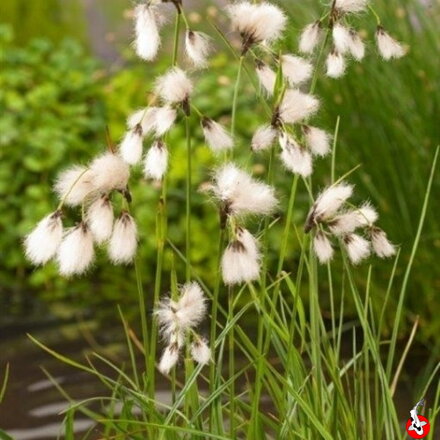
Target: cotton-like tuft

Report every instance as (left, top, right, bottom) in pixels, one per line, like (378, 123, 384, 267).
(278, 89, 319, 124)
(143, 140, 168, 180)
(185, 30, 211, 68)
(134, 4, 164, 61)
(313, 231, 334, 264)
(158, 344, 180, 375)
(154, 106, 178, 136)
(355, 202, 378, 226)
(24, 211, 63, 265)
(335, 0, 368, 14)
(305, 183, 353, 231)
(227, 1, 287, 50)
(221, 238, 260, 285)
(344, 233, 370, 264)
(89, 152, 130, 193)
(108, 212, 138, 264)
(155, 67, 193, 105)
(280, 54, 313, 86)
(155, 281, 207, 342)
(326, 49, 346, 78)
(251, 125, 277, 151)
(191, 339, 211, 365)
(127, 107, 158, 135)
(57, 222, 95, 276)
(299, 21, 322, 54)
(86, 196, 114, 244)
(371, 227, 395, 257)
(303, 126, 332, 156)
(212, 163, 278, 217)
(376, 27, 406, 60)
(279, 133, 312, 177)
(332, 24, 352, 55)
(54, 165, 95, 207)
(348, 30, 365, 60)
(255, 61, 276, 95)
(328, 211, 362, 235)
(119, 126, 144, 165)
(201, 118, 234, 152)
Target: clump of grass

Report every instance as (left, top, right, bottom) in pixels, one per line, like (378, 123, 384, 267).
(23, 0, 439, 439)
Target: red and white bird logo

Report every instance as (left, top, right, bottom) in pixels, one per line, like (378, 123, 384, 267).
(406, 399, 430, 439)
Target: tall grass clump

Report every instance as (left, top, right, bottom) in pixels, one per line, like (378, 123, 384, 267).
(23, 0, 439, 439)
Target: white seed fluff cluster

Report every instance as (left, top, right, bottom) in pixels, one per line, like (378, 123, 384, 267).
(305, 183, 396, 264)
(134, 4, 166, 62)
(185, 30, 212, 68)
(201, 118, 234, 153)
(212, 163, 278, 217)
(222, 228, 261, 285)
(155, 282, 210, 374)
(24, 148, 140, 276)
(376, 26, 406, 60)
(227, 1, 287, 52)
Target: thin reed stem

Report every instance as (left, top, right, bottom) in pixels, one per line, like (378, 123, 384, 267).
(185, 115, 192, 281)
(231, 56, 244, 140)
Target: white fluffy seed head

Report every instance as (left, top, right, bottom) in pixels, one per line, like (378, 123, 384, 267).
(332, 23, 352, 54)
(376, 27, 406, 60)
(191, 338, 211, 365)
(108, 212, 137, 264)
(86, 196, 114, 244)
(251, 124, 277, 151)
(143, 140, 168, 180)
(155, 282, 207, 342)
(154, 106, 177, 136)
(355, 202, 378, 226)
(313, 231, 334, 264)
(89, 152, 130, 193)
(119, 126, 144, 165)
(299, 21, 322, 54)
(134, 4, 163, 61)
(371, 227, 396, 258)
(201, 118, 233, 152)
(158, 344, 179, 375)
(57, 222, 95, 276)
(335, 0, 368, 14)
(54, 165, 95, 207)
(24, 211, 63, 265)
(328, 211, 362, 235)
(279, 133, 313, 177)
(127, 107, 158, 135)
(221, 237, 261, 285)
(305, 183, 354, 231)
(303, 126, 332, 157)
(227, 1, 287, 49)
(213, 163, 278, 217)
(278, 89, 320, 124)
(175, 282, 207, 330)
(185, 30, 211, 68)
(326, 49, 346, 78)
(255, 60, 276, 95)
(280, 54, 313, 86)
(344, 233, 370, 264)
(155, 67, 193, 104)
(348, 30, 365, 60)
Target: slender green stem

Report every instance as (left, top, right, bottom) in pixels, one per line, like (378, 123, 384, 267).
(172, 9, 181, 66)
(185, 115, 192, 282)
(148, 187, 166, 402)
(331, 117, 340, 183)
(209, 227, 225, 432)
(231, 56, 244, 140)
(135, 257, 149, 380)
(228, 285, 236, 439)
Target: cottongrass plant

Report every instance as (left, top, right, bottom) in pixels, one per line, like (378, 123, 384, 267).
(24, 1, 440, 439)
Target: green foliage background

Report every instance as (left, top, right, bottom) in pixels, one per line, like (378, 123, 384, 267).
(0, 0, 439, 343)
